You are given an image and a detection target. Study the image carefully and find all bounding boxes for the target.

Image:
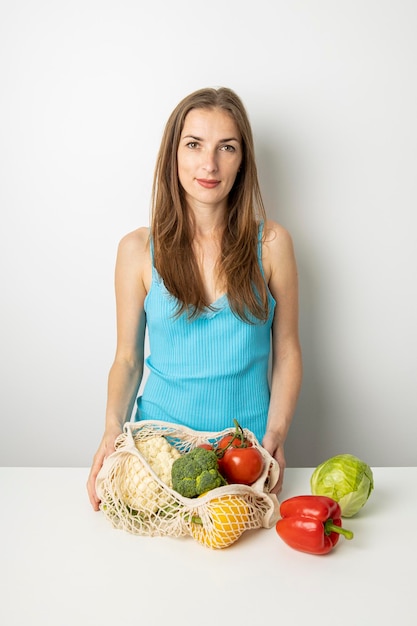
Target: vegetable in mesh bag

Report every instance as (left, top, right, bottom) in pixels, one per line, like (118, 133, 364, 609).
(189, 492, 250, 549)
(310, 453, 374, 517)
(118, 435, 181, 514)
(97, 421, 281, 544)
(171, 447, 226, 498)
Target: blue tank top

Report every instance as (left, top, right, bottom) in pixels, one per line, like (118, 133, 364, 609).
(135, 222, 276, 443)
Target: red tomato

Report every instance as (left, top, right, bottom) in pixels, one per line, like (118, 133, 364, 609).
(219, 447, 264, 485)
(198, 443, 214, 451)
(218, 433, 253, 452)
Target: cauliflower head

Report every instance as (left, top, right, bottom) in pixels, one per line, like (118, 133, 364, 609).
(118, 435, 181, 514)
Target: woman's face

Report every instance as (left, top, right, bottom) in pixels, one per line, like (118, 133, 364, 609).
(177, 107, 242, 212)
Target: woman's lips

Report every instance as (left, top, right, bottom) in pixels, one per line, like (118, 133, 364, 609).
(196, 179, 220, 189)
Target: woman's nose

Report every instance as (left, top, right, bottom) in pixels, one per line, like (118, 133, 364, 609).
(202, 150, 218, 173)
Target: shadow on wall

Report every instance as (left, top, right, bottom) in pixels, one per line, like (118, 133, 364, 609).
(256, 137, 326, 467)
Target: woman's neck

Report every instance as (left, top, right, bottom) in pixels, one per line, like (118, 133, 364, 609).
(189, 207, 226, 240)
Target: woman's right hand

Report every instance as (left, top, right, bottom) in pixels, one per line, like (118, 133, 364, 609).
(86, 425, 123, 511)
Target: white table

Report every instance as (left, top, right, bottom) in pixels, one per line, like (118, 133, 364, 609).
(1, 467, 415, 626)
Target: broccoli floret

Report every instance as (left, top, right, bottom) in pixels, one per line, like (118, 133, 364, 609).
(171, 447, 226, 498)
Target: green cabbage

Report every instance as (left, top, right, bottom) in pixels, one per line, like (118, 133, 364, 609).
(310, 454, 374, 517)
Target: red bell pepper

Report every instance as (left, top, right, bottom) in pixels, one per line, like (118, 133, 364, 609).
(276, 495, 354, 555)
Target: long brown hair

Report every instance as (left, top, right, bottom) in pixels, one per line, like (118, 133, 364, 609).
(151, 87, 269, 322)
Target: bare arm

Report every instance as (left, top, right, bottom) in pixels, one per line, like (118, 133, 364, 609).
(261, 221, 303, 494)
(87, 228, 150, 510)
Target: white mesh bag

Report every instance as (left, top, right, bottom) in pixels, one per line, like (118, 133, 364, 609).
(96, 420, 280, 549)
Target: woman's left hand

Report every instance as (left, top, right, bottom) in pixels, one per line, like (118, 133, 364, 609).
(262, 430, 286, 494)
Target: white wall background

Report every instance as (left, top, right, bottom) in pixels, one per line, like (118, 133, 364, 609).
(1, 0, 416, 468)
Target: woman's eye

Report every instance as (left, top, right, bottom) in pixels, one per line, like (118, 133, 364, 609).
(220, 145, 236, 152)
(186, 142, 199, 149)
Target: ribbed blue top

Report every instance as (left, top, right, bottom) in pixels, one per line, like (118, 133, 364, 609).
(135, 222, 276, 442)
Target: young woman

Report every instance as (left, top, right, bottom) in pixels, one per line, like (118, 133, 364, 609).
(87, 87, 302, 509)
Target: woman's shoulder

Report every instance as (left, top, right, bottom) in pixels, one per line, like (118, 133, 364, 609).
(262, 219, 294, 251)
(115, 227, 152, 290)
(118, 226, 150, 257)
(261, 219, 296, 279)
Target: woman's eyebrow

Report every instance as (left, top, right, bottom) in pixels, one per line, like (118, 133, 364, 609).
(182, 134, 240, 142)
